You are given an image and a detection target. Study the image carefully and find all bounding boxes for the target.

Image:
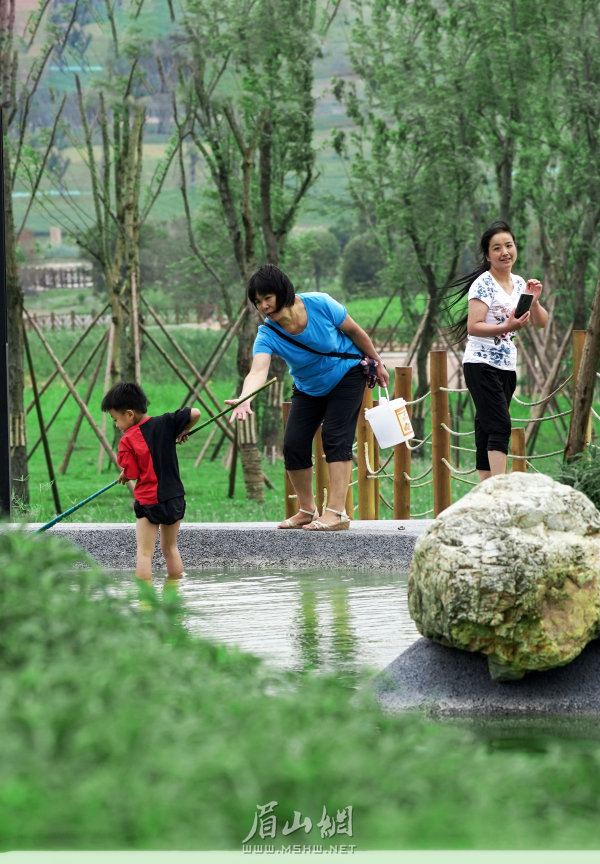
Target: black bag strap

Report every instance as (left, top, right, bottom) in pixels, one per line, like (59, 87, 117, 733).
(263, 321, 361, 360)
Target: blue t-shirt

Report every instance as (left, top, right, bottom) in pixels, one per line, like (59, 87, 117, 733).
(253, 293, 361, 396)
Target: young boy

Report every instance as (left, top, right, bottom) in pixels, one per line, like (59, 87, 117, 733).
(101, 382, 201, 583)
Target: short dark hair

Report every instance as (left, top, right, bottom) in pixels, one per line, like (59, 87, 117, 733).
(247, 264, 295, 312)
(101, 381, 148, 414)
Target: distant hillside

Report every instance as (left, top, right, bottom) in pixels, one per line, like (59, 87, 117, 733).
(15, 0, 357, 238)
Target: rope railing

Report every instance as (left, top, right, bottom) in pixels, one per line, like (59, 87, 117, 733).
(441, 422, 474, 437)
(440, 458, 478, 477)
(512, 375, 572, 406)
(281, 333, 599, 521)
(518, 448, 565, 460)
(441, 458, 478, 486)
(511, 408, 572, 423)
(405, 391, 431, 407)
(402, 464, 433, 483)
(405, 478, 434, 489)
(411, 507, 434, 517)
(406, 432, 432, 451)
(450, 443, 477, 453)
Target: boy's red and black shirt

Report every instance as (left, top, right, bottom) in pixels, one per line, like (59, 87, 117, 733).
(117, 407, 192, 504)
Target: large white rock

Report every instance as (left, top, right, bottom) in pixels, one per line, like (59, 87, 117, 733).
(407, 473, 600, 681)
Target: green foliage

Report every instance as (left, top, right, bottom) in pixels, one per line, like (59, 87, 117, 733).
(340, 233, 386, 297)
(558, 444, 600, 512)
(4, 527, 600, 849)
(284, 229, 341, 290)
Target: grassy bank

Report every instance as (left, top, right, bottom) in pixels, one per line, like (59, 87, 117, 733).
(2, 526, 600, 851)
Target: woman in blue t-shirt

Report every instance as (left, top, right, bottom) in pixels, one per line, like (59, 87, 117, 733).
(227, 264, 388, 530)
(446, 221, 548, 481)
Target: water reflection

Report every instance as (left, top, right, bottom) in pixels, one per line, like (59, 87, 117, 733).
(124, 567, 419, 675)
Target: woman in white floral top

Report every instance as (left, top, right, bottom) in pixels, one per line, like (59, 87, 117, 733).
(447, 221, 548, 482)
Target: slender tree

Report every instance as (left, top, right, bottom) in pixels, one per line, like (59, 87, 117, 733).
(174, 0, 326, 500)
(335, 0, 483, 437)
(1, 0, 79, 505)
(30, 0, 181, 384)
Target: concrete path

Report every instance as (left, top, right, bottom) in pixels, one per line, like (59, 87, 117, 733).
(27, 519, 432, 571)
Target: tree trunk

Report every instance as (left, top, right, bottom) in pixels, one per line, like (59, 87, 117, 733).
(4, 153, 27, 505)
(261, 355, 286, 455)
(564, 273, 600, 460)
(236, 303, 264, 501)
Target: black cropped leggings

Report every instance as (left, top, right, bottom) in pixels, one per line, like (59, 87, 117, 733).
(463, 362, 516, 471)
(283, 365, 366, 470)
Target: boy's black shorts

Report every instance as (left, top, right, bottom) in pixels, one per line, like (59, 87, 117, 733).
(134, 496, 186, 525)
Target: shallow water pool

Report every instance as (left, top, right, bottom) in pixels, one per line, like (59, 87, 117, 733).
(117, 567, 420, 675)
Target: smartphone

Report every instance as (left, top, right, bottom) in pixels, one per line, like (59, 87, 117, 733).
(514, 292, 534, 318)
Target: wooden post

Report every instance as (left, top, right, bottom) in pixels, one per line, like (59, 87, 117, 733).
(345, 473, 354, 519)
(357, 388, 376, 519)
(372, 395, 380, 520)
(98, 321, 116, 473)
(282, 402, 295, 518)
(314, 427, 330, 515)
(430, 350, 451, 516)
(510, 427, 527, 472)
(572, 329, 592, 446)
(393, 366, 412, 519)
(227, 424, 238, 498)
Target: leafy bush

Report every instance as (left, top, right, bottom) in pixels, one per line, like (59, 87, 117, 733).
(4, 527, 600, 850)
(340, 233, 385, 298)
(558, 444, 600, 511)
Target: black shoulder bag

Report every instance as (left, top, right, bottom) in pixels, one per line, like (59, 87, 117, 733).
(263, 321, 379, 389)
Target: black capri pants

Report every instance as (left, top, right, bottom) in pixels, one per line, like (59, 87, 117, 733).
(463, 362, 516, 471)
(283, 364, 366, 470)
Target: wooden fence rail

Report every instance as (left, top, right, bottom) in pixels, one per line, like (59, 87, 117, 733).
(23, 304, 221, 331)
(282, 332, 596, 521)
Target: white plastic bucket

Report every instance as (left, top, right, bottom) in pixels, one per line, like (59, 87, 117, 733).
(364, 387, 415, 449)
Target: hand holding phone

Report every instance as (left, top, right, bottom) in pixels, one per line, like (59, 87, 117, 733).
(514, 292, 534, 319)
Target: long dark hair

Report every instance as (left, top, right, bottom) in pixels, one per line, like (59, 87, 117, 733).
(445, 220, 516, 343)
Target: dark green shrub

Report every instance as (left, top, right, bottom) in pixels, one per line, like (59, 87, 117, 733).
(3, 527, 600, 850)
(558, 443, 600, 511)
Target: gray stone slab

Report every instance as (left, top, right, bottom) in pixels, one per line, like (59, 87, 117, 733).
(26, 519, 431, 571)
(375, 636, 600, 721)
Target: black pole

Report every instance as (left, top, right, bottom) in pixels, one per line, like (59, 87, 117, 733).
(0, 107, 10, 516)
